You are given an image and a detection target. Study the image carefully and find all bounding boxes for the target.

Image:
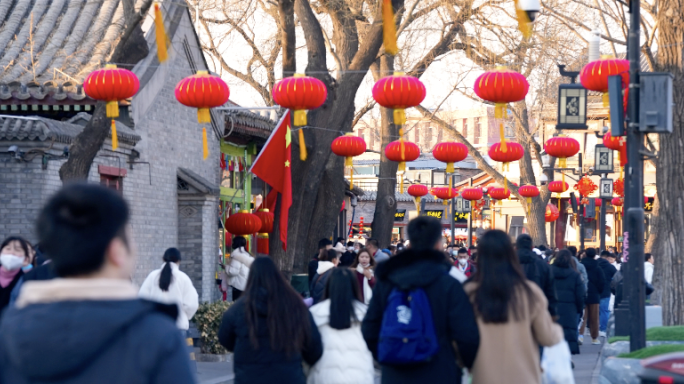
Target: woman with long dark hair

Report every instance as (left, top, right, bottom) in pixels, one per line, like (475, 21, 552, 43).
(226, 236, 254, 300)
(551, 249, 585, 354)
(139, 247, 199, 331)
(0, 236, 32, 311)
(307, 268, 374, 384)
(351, 248, 375, 304)
(219, 257, 322, 384)
(464, 230, 562, 384)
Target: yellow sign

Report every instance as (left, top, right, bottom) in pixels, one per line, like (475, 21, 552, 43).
(425, 210, 443, 219)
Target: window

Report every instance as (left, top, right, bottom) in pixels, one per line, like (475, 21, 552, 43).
(432, 170, 446, 186)
(509, 216, 525, 238)
(358, 128, 364, 138)
(414, 126, 421, 144)
(98, 165, 126, 194)
(474, 117, 481, 144)
(463, 119, 468, 138)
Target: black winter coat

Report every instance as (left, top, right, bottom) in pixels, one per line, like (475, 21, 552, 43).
(218, 294, 322, 384)
(518, 248, 558, 316)
(581, 257, 606, 304)
(0, 270, 22, 313)
(597, 258, 617, 298)
(0, 299, 194, 384)
(307, 257, 318, 286)
(362, 249, 480, 384)
(551, 265, 585, 354)
(309, 269, 333, 305)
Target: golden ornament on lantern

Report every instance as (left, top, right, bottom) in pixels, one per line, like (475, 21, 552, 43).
(331, 133, 367, 189)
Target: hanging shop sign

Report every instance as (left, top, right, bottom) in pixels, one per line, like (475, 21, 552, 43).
(425, 210, 444, 219)
(395, 209, 407, 221)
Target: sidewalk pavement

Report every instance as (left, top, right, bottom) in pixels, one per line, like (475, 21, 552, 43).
(196, 361, 234, 384)
(574, 328, 606, 384)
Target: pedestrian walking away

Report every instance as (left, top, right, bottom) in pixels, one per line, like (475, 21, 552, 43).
(226, 236, 255, 301)
(464, 230, 563, 384)
(516, 234, 558, 317)
(218, 257, 323, 384)
(139, 247, 200, 331)
(0, 184, 195, 384)
(307, 268, 374, 384)
(597, 250, 617, 338)
(362, 216, 480, 384)
(310, 249, 339, 304)
(579, 248, 606, 345)
(309, 239, 333, 286)
(551, 249, 586, 355)
(352, 248, 376, 305)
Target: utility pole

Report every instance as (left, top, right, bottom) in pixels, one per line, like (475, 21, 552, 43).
(599, 193, 607, 252)
(624, 0, 646, 352)
(450, 175, 455, 246)
(467, 178, 473, 248)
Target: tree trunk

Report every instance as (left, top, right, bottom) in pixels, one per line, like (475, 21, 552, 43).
(370, 55, 399, 248)
(650, 2, 684, 323)
(278, 0, 296, 73)
(59, 0, 153, 181)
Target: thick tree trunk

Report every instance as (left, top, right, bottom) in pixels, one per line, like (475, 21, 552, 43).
(370, 56, 399, 248)
(278, 0, 296, 73)
(59, 0, 153, 181)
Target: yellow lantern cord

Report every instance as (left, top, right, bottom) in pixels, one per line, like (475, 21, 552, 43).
(202, 127, 209, 160)
(299, 128, 307, 161)
(349, 167, 354, 190)
(394, 109, 406, 125)
(526, 197, 531, 215)
(602, 93, 610, 107)
(416, 197, 421, 213)
(154, 3, 169, 63)
(110, 120, 118, 151)
(446, 162, 454, 174)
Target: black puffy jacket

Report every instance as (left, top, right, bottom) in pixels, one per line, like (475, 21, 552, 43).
(597, 258, 617, 298)
(581, 257, 606, 304)
(362, 249, 480, 384)
(517, 248, 558, 317)
(218, 292, 322, 384)
(551, 265, 585, 354)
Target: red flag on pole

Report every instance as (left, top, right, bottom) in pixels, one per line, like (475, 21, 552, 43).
(249, 111, 292, 250)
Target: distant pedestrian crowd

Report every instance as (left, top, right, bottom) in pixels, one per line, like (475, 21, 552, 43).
(0, 183, 656, 384)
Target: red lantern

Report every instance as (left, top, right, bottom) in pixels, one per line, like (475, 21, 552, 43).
(574, 177, 598, 197)
(544, 136, 580, 169)
(331, 133, 367, 189)
(580, 58, 629, 106)
(175, 71, 230, 159)
(84, 65, 140, 151)
(519, 185, 540, 214)
(488, 141, 524, 193)
(372, 73, 426, 125)
(603, 131, 627, 167)
(488, 187, 511, 203)
(408, 184, 429, 207)
(614, 178, 624, 197)
(272, 74, 327, 126)
(432, 142, 468, 173)
(225, 210, 262, 236)
(548, 181, 569, 194)
(474, 68, 529, 148)
(545, 203, 560, 222)
(462, 188, 483, 201)
(253, 209, 274, 255)
(385, 139, 420, 193)
(612, 197, 624, 207)
(432, 187, 457, 206)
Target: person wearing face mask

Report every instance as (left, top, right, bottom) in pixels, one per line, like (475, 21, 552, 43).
(352, 248, 376, 304)
(0, 236, 32, 312)
(455, 248, 476, 278)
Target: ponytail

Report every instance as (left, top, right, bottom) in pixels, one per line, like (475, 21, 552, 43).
(159, 248, 181, 291)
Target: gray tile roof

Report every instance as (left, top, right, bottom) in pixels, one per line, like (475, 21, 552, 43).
(178, 167, 219, 195)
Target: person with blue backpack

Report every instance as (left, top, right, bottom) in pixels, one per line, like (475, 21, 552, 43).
(361, 216, 480, 384)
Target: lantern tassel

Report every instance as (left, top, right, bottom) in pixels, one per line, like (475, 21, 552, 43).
(400, 138, 405, 163)
(416, 197, 421, 213)
(400, 177, 404, 194)
(299, 128, 307, 161)
(443, 198, 448, 206)
(345, 156, 353, 167)
(499, 122, 507, 152)
(293, 110, 307, 126)
(382, 0, 399, 55)
(349, 167, 354, 190)
(559, 158, 566, 168)
(106, 101, 119, 118)
(446, 162, 454, 174)
(398, 161, 405, 172)
(198, 108, 211, 124)
(602, 92, 610, 107)
(393, 109, 406, 125)
(562, 172, 565, 184)
(154, 3, 169, 63)
(110, 120, 118, 151)
(202, 127, 209, 160)
(495, 103, 506, 119)
(526, 197, 531, 215)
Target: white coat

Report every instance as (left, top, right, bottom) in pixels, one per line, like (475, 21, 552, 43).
(138, 262, 199, 330)
(227, 247, 254, 291)
(307, 299, 374, 384)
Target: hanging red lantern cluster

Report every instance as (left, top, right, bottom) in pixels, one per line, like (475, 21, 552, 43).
(432, 142, 468, 173)
(580, 58, 629, 106)
(474, 68, 529, 149)
(461, 187, 483, 201)
(84, 65, 140, 151)
(488, 141, 524, 193)
(175, 71, 230, 159)
(272, 74, 328, 161)
(519, 185, 540, 215)
(254, 209, 274, 254)
(545, 203, 560, 222)
(432, 187, 457, 206)
(574, 176, 598, 197)
(544, 137, 580, 183)
(408, 184, 429, 212)
(614, 178, 624, 197)
(372, 73, 427, 125)
(225, 210, 262, 236)
(331, 133, 367, 189)
(385, 139, 420, 193)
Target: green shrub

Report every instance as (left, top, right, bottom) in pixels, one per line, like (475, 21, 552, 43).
(192, 301, 232, 354)
(618, 344, 684, 359)
(609, 326, 684, 344)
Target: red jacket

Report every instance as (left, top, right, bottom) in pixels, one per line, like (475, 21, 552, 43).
(454, 260, 476, 278)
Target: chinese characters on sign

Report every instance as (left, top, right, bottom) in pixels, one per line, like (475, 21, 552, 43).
(394, 209, 407, 222)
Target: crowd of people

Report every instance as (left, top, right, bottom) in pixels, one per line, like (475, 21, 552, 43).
(0, 183, 657, 384)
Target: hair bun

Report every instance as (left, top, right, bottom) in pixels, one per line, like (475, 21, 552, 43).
(58, 205, 95, 228)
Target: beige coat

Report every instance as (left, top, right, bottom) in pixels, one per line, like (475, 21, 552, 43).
(464, 280, 563, 384)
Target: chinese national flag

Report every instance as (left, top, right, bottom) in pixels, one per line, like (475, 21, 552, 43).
(249, 111, 292, 250)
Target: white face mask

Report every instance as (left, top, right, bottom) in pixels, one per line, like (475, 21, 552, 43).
(0, 254, 25, 271)
(458, 258, 468, 266)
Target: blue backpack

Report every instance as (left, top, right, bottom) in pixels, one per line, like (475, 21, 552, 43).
(378, 288, 439, 364)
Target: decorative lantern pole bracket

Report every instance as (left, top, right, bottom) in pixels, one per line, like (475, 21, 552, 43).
(557, 64, 580, 83)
